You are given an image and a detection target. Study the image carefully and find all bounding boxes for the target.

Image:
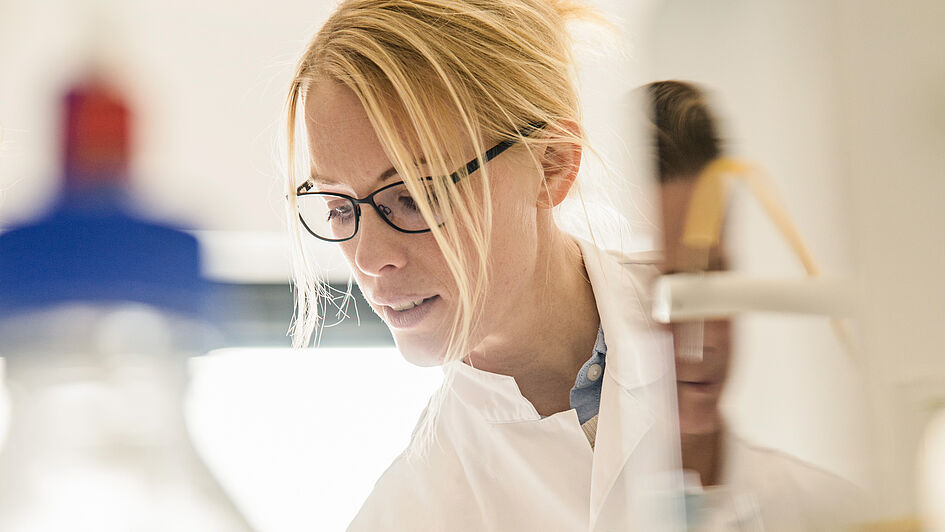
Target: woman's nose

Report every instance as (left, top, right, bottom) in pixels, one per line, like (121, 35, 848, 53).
(350, 208, 408, 277)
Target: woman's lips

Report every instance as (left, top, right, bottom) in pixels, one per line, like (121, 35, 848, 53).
(379, 295, 440, 329)
(678, 380, 723, 396)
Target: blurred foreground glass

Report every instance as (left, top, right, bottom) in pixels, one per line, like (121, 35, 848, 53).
(0, 79, 253, 531)
(0, 305, 252, 532)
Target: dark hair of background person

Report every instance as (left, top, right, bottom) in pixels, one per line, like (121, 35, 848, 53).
(646, 80, 722, 183)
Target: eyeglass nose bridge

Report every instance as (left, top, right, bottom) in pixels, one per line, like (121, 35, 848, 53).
(350, 195, 400, 234)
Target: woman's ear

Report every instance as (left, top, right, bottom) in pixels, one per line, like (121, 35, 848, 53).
(536, 120, 582, 209)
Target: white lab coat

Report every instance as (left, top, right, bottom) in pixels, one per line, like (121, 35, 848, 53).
(690, 429, 864, 532)
(348, 241, 687, 532)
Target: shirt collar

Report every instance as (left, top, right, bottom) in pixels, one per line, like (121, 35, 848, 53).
(572, 326, 607, 392)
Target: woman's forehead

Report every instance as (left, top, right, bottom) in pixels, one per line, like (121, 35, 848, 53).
(304, 80, 391, 187)
(302, 78, 482, 192)
(305, 80, 378, 150)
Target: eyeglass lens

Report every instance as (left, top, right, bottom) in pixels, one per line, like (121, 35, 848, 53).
(297, 181, 444, 241)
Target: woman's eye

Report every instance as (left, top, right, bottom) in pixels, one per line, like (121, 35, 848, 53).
(398, 194, 420, 212)
(326, 204, 354, 222)
(407, 185, 446, 208)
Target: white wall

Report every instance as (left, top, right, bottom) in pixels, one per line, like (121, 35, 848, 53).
(834, 0, 945, 519)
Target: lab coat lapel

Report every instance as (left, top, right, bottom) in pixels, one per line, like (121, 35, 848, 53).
(589, 375, 655, 529)
(579, 241, 679, 531)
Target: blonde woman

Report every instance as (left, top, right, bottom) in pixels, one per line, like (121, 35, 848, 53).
(285, 1, 684, 530)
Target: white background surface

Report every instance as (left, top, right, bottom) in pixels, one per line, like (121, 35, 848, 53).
(187, 348, 442, 531)
(0, 350, 444, 532)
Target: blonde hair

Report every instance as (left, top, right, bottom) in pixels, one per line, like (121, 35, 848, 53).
(285, 0, 603, 359)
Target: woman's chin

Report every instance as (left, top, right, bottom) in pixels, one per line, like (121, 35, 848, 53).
(678, 405, 723, 436)
(393, 336, 448, 367)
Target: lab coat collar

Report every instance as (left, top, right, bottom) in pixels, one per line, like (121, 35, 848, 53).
(441, 240, 678, 530)
(446, 360, 541, 423)
(441, 241, 672, 408)
(443, 241, 669, 424)
(580, 240, 677, 531)
(579, 240, 672, 390)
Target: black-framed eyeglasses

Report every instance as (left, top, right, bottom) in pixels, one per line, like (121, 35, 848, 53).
(295, 123, 543, 242)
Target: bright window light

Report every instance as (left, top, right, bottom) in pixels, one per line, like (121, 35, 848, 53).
(187, 347, 443, 532)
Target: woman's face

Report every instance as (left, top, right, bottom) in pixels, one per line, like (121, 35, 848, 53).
(672, 320, 732, 435)
(303, 80, 546, 366)
(660, 178, 733, 435)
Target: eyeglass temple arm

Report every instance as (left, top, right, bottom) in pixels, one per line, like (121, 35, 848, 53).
(293, 122, 548, 189)
(448, 122, 547, 183)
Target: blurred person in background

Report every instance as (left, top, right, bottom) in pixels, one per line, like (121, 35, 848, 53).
(648, 79, 863, 531)
(282, 0, 685, 530)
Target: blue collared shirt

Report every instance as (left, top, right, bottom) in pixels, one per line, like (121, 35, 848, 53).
(569, 326, 607, 424)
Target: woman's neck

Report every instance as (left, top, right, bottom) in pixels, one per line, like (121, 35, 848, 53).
(466, 229, 600, 417)
(681, 427, 725, 487)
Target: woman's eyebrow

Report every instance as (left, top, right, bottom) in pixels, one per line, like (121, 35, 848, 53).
(310, 154, 438, 186)
(309, 165, 403, 187)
